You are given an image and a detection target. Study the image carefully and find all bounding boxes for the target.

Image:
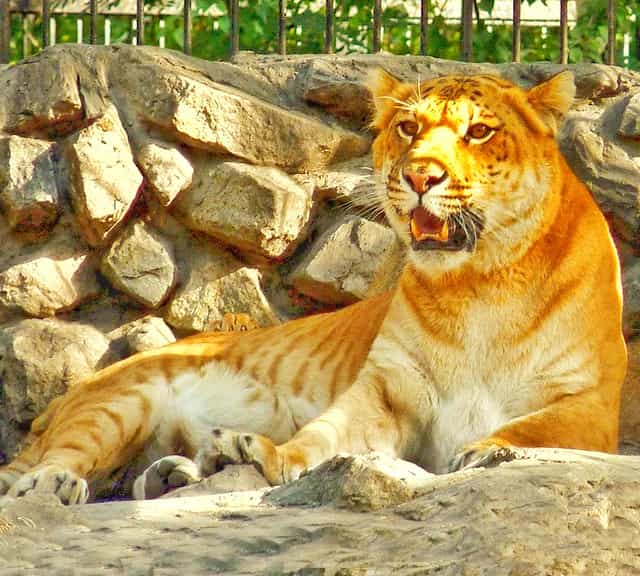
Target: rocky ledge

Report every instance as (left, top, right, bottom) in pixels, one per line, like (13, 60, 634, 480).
(1, 449, 639, 574)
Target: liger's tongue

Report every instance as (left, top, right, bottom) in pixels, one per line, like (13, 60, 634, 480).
(410, 206, 449, 242)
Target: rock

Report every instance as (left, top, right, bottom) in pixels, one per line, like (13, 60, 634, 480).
(267, 452, 434, 511)
(103, 314, 175, 359)
(65, 105, 143, 247)
(620, 338, 640, 446)
(136, 140, 193, 207)
(619, 92, 640, 140)
(123, 316, 176, 354)
(510, 62, 631, 99)
(173, 160, 312, 260)
(0, 227, 101, 320)
(166, 465, 269, 498)
(114, 58, 370, 172)
(292, 154, 376, 209)
(0, 50, 83, 136)
(163, 239, 243, 332)
(0, 318, 112, 424)
(166, 267, 279, 332)
(100, 221, 177, 309)
(303, 72, 372, 127)
(298, 57, 437, 127)
(571, 64, 631, 99)
(0, 136, 59, 233)
(289, 216, 402, 304)
(622, 258, 640, 338)
(560, 110, 640, 245)
(0, 493, 76, 531)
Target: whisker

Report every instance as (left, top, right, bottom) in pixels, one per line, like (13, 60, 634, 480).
(377, 96, 415, 112)
(336, 200, 388, 221)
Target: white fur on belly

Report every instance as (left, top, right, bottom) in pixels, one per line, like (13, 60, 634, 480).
(152, 361, 304, 454)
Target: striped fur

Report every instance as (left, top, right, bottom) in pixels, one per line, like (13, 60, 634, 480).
(0, 71, 626, 502)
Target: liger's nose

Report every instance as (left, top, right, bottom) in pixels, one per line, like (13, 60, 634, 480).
(403, 161, 448, 195)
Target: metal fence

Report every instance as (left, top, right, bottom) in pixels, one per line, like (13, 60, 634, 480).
(0, 0, 620, 65)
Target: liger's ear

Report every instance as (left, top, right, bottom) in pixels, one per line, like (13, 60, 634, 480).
(366, 68, 404, 130)
(527, 70, 575, 135)
(366, 68, 403, 100)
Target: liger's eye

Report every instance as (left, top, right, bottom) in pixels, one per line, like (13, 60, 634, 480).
(466, 123, 493, 141)
(397, 120, 420, 139)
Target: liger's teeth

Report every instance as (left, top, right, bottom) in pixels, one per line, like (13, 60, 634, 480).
(410, 216, 449, 242)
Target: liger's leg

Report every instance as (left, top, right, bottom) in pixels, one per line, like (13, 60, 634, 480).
(0, 363, 172, 504)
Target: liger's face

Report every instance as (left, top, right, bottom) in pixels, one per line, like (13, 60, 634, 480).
(371, 74, 555, 268)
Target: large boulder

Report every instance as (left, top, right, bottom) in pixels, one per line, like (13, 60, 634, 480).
(0, 50, 83, 136)
(113, 56, 370, 173)
(65, 105, 143, 247)
(618, 92, 640, 140)
(0, 318, 112, 425)
(560, 105, 640, 245)
(164, 237, 244, 332)
(173, 160, 313, 260)
(289, 216, 402, 304)
(166, 267, 279, 332)
(0, 220, 101, 320)
(135, 140, 193, 207)
(122, 316, 176, 355)
(0, 135, 59, 233)
(100, 221, 177, 309)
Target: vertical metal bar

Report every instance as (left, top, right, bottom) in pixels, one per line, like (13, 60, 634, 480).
(606, 0, 616, 65)
(278, 0, 286, 55)
(183, 0, 191, 54)
(90, 0, 97, 44)
(462, 0, 473, 62)
(136, 0, 144, 45)
(1, 0, 10, 63)
(512, 0, 520, 62)
(159, 18, 165, 48)
(420, 0, 429, 55)
(324, 0, 333, 53)
(373, 0, 382, 52)
(636, 14, 640, 66)
(42, 0, 50, 48)
(559, 0, 568, 64)
(23, 13, 31, 55)
(230, 0, 239, 56)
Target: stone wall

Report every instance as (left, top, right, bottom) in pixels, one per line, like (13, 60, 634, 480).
(0, 45, 639, 460)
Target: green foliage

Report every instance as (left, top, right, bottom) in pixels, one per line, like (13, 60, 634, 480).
(569, 0, 639, 68)
(6, 0, 639, 69)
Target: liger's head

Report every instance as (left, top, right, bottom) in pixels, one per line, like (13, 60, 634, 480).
(367, 70, 576, 273)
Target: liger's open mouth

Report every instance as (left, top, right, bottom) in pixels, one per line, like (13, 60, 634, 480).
(409, 206, 481, 252)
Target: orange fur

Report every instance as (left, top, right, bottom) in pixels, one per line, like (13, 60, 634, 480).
(0, 71, 626, 502)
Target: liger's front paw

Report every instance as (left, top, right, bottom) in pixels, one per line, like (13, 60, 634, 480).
(449, 442, 518, 473)
(7, 465, 89, 505)
(196, 428, 306, 486)
(132, 455, 201, 500)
